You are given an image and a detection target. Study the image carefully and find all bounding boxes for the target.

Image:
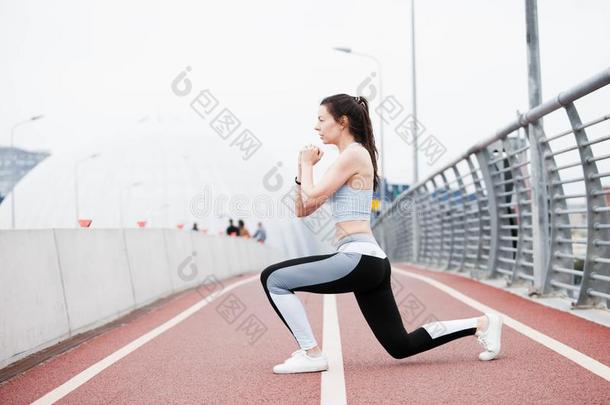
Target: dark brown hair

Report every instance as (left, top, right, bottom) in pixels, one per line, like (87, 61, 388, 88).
(320, 94, 380, 191)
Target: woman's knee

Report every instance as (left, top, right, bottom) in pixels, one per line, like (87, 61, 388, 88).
(260, 264, 276, 287)
(377, 333, 413, 359)
(260, 264, 288, 294)
(382, 336, 420, 359)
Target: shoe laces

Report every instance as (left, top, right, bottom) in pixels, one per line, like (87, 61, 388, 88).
(476, 334, 489, 351)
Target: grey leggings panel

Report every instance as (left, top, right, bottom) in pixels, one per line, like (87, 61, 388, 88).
(265, 251, 361, 295)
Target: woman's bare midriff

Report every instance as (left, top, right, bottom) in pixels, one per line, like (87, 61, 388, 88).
(334, 220, 373, 245)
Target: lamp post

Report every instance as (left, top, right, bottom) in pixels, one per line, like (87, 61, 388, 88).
(410, 0, 419, 184)
(525, 0, 549, 292)
(9, 114, 44, 229)
(332, 47, 387, 212)
(74, 153, 101, 225)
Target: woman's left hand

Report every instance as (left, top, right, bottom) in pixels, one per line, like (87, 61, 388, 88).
(300, 144, 324, 165)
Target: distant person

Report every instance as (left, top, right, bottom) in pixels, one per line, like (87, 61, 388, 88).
(226, 219, 239, 236)
(260, 94, 503, 374)
(238, 219, 250, 238)
(192, 222, 199, 232)
(252, 222, 267, 243)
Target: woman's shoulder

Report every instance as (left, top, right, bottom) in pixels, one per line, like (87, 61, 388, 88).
(340, 146, 373, 188)
(341, 143, 370, 162)
(345, 143, 373, 166)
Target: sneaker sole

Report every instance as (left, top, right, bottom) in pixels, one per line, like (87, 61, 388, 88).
(273, 364, 329, 374)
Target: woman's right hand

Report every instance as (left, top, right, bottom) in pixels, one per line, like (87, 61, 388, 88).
(299, 144, 323, 166)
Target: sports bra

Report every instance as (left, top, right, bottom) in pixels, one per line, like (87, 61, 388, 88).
(329, 143, 373, 223)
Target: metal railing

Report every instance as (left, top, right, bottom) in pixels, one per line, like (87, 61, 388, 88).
(372, 67, 610, 309)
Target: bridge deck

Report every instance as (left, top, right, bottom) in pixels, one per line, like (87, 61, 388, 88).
(1, 264, 608, 404)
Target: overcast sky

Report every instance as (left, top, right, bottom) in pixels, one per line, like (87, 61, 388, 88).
(1, 0, 609, 186)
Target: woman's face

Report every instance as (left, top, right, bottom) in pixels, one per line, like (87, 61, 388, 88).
(314, 104, 344, 145)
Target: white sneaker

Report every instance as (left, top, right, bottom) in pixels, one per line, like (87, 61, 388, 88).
(475, 313, 503, 361)
(272, 349, 329, 374)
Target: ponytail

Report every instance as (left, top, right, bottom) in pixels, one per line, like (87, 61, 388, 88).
(320, 94, 380, 191)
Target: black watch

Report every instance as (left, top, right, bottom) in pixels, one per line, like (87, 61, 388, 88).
(295, 176, 301, 185)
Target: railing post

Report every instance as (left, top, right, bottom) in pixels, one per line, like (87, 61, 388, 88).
(412, 188, 421, 263)
(527, 121, 551, 292)
(420, 183, 434, 264)
(501, 137, 529, 285)
(451, 165, 468, 272)
(466, 156, 486, 274)
(475, 149, 501, 278)
(428, 178, 444, 267)
(439, 172, 454, 269)
(535, 127, 574, 297)
(377, 211, 386, 253)
(564, 103, 610, 308)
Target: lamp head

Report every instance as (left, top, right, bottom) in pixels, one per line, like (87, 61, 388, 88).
(332, 47, 352, 53)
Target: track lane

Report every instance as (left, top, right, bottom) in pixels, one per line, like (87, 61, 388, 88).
(1, 263, 608, 404)
(337, 265, 609, 404)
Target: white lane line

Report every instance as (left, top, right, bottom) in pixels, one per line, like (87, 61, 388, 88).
(31, 275, 260, 405)
(321, 294, 347, 405)
(393, 267, 610, 382)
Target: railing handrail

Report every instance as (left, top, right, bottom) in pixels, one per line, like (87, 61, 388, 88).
(374, 67, 610, 224)
(373, 67, 610, 309)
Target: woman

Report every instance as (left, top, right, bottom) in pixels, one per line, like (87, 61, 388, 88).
(260, 94, 503, 374)
(238, 219, 251, 239)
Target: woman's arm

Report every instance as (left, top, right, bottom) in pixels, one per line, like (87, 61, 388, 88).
(295, 152, 304, 216)
(294, 151, 321, 217)
(295, 146, 359, 217)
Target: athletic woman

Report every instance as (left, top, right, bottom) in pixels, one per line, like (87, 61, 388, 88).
(260, 94, 503, 374)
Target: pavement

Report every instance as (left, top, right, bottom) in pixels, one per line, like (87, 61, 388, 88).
(1, 263, 608, 404)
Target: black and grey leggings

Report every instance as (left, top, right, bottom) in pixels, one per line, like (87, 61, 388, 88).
(260, 233, 478, 359)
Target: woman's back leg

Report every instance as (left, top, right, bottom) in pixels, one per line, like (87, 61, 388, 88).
(354, 261, 478, 359)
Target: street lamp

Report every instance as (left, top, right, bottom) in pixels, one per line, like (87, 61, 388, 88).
(410, 0, 419, 184)
(332, 47, 387, 212)
(9, 114, 44, 229)
(74, 153, 101, 225)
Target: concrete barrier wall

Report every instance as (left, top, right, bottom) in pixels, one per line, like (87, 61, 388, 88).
(54, 229, 136, 333)
(163, 229, 196, 292)
(0, 229, 285, 369)
(124, 229, 174, 307)
(0, 230, 70, 368)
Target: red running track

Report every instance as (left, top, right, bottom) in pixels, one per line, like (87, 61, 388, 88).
(0, 264, 608, 404)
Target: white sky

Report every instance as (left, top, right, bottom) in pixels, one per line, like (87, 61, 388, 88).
(1, 0, 609, 186)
